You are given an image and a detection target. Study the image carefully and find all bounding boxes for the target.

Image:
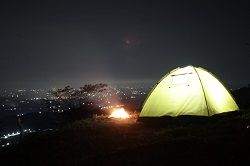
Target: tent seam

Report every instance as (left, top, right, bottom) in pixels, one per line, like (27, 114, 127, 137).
(193, 66, 210, 116)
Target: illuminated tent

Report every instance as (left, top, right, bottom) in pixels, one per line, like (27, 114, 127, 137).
(139, 65, 239, 117)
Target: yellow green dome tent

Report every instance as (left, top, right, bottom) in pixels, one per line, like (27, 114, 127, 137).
(139, 65, 239, 117)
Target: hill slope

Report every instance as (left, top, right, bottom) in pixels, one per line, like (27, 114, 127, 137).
(1, 113, 250, 166)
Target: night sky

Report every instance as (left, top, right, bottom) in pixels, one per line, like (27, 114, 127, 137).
(1, 0, 250, 90)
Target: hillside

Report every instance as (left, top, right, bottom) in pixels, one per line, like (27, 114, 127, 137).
(1, 111, 250, 166)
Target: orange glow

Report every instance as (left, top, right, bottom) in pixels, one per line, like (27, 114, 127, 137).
(110, 108, 129, 119)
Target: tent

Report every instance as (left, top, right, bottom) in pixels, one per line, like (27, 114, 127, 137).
(139, 65, 239, 117)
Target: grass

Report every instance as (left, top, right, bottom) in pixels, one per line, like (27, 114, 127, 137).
(1, 111, 250, 166)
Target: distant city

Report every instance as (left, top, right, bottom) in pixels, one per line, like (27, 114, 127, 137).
(0, 85, 152, 147)
(0, 86, 151, 114)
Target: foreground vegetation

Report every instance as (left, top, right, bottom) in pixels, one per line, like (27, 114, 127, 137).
(1, 110, 250, 166)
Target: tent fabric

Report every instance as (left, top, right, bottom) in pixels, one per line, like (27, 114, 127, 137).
(139, 65, 239, 117)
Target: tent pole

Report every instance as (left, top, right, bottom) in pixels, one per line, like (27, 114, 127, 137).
(193, 67, 210, 116)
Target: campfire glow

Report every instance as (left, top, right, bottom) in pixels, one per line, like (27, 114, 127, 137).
(110, 108, 129, 118)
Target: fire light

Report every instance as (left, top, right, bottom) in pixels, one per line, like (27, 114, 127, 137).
(110, 108, 129, 119)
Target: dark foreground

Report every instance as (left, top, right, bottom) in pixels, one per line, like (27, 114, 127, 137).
(1, 111, 250, 166)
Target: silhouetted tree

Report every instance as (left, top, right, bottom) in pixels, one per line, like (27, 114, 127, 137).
(49, 84, 107, 110)
(49, 86, 77, 110)
(42, 84, 108, 121)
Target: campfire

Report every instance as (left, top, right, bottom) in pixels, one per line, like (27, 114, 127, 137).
(109, 108, 130, 119)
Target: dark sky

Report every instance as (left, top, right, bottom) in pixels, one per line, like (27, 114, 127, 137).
(1, 0, 250, 90)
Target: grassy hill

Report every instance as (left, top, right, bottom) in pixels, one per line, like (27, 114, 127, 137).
(1, 110, 250, 166)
